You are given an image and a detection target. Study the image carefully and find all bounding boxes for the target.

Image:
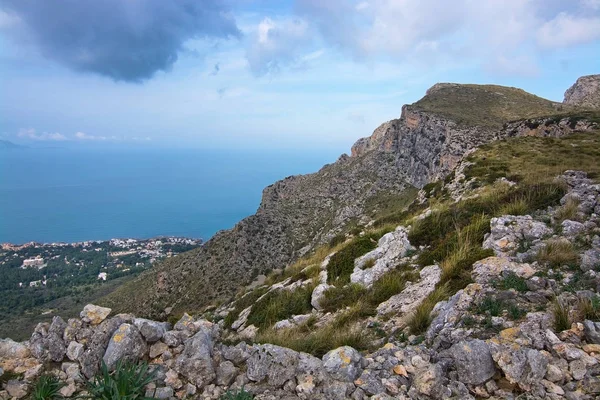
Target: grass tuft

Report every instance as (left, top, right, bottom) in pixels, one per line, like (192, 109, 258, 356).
(31, 375, 64, 400)
(552, 298, 572, 332)
(407, 286, 450, 335)
(87, 361, 156, 400)
(555, 196, 580, 222)
(246, 284, 316, 329)
(537, 239, 579, 268)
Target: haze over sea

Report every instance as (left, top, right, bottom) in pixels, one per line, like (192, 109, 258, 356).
(0, 147, 339, 244)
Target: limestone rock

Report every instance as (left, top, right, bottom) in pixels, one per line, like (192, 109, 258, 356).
(472, 257, 535, 284)
(103, 323, 147, 370)
(0, 339, 31, 359)
(216, 361, 239, 386)
(174, 322, 216, 389)
(583, 320, 600, 344)
(66, 341, 84, 361)
(322, 346, 363, 382)
(376, 265, 441, 315)
(564, 74, 600, 109)
(133, 318, 170, 343)
(5, 380, 28, 399)
(350, 227, 414, 287)
(231, 307, 252, 331)
(149, 342, 169, 359)
(451, 340, 496, 385)
(311, 283, 333, 311)
(246, 344, 299, 387)
(80, 304, 111, 325)
(483, 215, 551, 257)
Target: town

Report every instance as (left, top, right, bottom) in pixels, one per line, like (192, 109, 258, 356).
(0, 237, 202, 339)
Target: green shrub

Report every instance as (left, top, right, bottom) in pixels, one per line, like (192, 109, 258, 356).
(246, 284, 315, 329)
(224, 287, 269, 328)
(87, 361, 156, 400)
(328, 234, 347, 248)
(496, 272, 528, 292)
(368, 269, 409, 305)
(327, 236, 378, 284)
(221, 388, 253, 400)
(508, 304, 526, 320)
(319, 284, 366, 313)
(31, 375, 64, 400)
(477, 296, 503, 317)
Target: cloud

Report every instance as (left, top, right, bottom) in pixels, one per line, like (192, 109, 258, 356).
(245, 0, 600, 77)
(18, 128, 67, 141)
(210, 63, 221, 76)
(75, 131, 106, 141)
(245, 17, 313, 76)
(537, 13, 600, 48)
(0, 0, 241, 82)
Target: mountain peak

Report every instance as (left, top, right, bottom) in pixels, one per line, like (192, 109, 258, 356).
(564, 74, 600, 109)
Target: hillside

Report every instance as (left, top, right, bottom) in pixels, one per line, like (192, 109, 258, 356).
(3, 128, 600, 400)
(101, 77, 600, 320)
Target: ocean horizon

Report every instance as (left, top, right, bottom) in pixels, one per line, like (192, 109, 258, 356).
(0, 147, 340, 244)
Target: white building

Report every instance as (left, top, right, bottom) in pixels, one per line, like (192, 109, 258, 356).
(21, 256, 45, 269)
(98, 272, 108, 281)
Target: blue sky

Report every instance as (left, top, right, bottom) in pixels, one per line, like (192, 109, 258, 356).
(0, 0, 599, 150)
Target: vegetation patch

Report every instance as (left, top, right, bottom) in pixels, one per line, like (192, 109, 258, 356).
(87, 361, 156, 400)
(495, 272, 529, 293)
(407, 286, 450, 335)
(246, 284, 315, 329)
(327, 234, 381, 284)
(31, 375, 64, 400)
(537, 239, 579, 268)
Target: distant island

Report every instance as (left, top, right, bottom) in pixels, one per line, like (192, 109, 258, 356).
(0, 139, 26, 149)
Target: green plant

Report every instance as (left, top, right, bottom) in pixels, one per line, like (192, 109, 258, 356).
(508, 304, 526, 320)
(221, 388, 253, 400)
(327, 235, 379, 284)
(496, 272, 528, 292)
(578, 296, 600, 321)
(31, 375, 64, 400)
(555, 196, 580, 222)
(86, 361, 156, 400)
(477, 296, 503, 317)
(552, 299, 571, 332)
(319, 284, 366, 313)
(406, 286, 450, 334)
(246, 284, 315, 329)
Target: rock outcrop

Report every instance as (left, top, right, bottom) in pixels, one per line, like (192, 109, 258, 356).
(564, 74, 600, 109)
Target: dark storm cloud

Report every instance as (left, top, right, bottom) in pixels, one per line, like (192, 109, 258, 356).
(0, 0, 241, 82)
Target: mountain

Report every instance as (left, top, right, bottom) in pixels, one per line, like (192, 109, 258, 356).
(101, 77, 600, 320)
(0, 139, 25, 149)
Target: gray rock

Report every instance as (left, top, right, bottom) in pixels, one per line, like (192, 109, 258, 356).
(149, 342, 169, 359)
(355, 369, 386, 395)
(5, 380, 28, 399)
(80, 304, 112, 325)
(216, 361, 239, 386)
(561, 220, 586, 237)
(133, 318, 170, 343)
(350, 227, 414, 287)
(564, 74, 600, 109)
(483, 215, 551, 257)
(581, 248, 600, 272)
(412, 364, 446, 398)
(80, 315, 129, 378)
(173, 313, 195, 332)
(376, 264, 441, 315)
(174, 322, 216, 389)
(231, 306, 252, 331)
(322, 346, 363, 382)
(163, 330, 187, 347)
(451, 339, 495, 385)
(103, 323, 147, 370)
(472, 257, 535, 284)
(221, 342, 252, 366)
(153, 387, 174, 399)
(246, 344, 299, 387)
(0, 339, 31, 359)
(66, 341, 84, 361)
(311, 283, 333, 311)
(584, 320, 600, 344)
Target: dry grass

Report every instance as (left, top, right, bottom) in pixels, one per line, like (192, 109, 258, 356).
(555, 196, 580, 223)
(537, 239, 579, 268)
(577, 296, 600, 321)
(553, 298, 572, 332)
(407, 285, 450, 335)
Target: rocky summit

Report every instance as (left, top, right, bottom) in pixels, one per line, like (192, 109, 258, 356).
(564, 74, 600, 110)
(2, 75, 600, 400)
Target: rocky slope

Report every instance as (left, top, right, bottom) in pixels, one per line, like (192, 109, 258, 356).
(564, 74, 600, 109)
(3, 136, 600, 398)
(102, 78, 600, 320)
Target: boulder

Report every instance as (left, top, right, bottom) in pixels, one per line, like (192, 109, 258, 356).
(483, 215, 551, 258)
(561, 220, 586, 237)
(564, 74, 600, 109)
(350, 227, 414, 287)
(450, 340, 495, 385)
(584, 320, 600, 344)
(80, 304, 112, 325)
(66, 341, 84, 362)
(133, 318, 170, 343)
(103, 323, 147, 370)
(322, 346, 363, 382)
(311, 283, 333, 311)
(472, 257, 535, 284)
(5, 380, 28, 399)
(231, 306, 252, 331)
(376, 265, 441, 315)
(173, 313, 196, 332)
(174, 322, 216, 389)
(216, 361, 239, 386)
(0, 339, 31, 359)
(246, 344, 299, 387)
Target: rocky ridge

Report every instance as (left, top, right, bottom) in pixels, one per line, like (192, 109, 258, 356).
(102, 79, 600, 320)
(564, 74, 600, 109)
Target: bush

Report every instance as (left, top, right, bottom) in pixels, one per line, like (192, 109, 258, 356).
(319, 284, 366, 313)
(496, 272, 528, 292)
(87, 361, 156, 400)
(327, 236, 378, 284)
(246, 284, 315, 329)
(555, 196, 580, 222)
(221, 388, 253, 400)
(32, 375, 64, 400)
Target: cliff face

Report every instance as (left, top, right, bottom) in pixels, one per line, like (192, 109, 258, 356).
(564, 74, 600, 109)
(102, 78, 600, 319)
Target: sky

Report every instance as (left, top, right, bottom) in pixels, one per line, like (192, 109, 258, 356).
(0, 0, 599, 151)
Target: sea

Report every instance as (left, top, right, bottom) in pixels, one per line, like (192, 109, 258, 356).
(0, 147, 340, 244)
